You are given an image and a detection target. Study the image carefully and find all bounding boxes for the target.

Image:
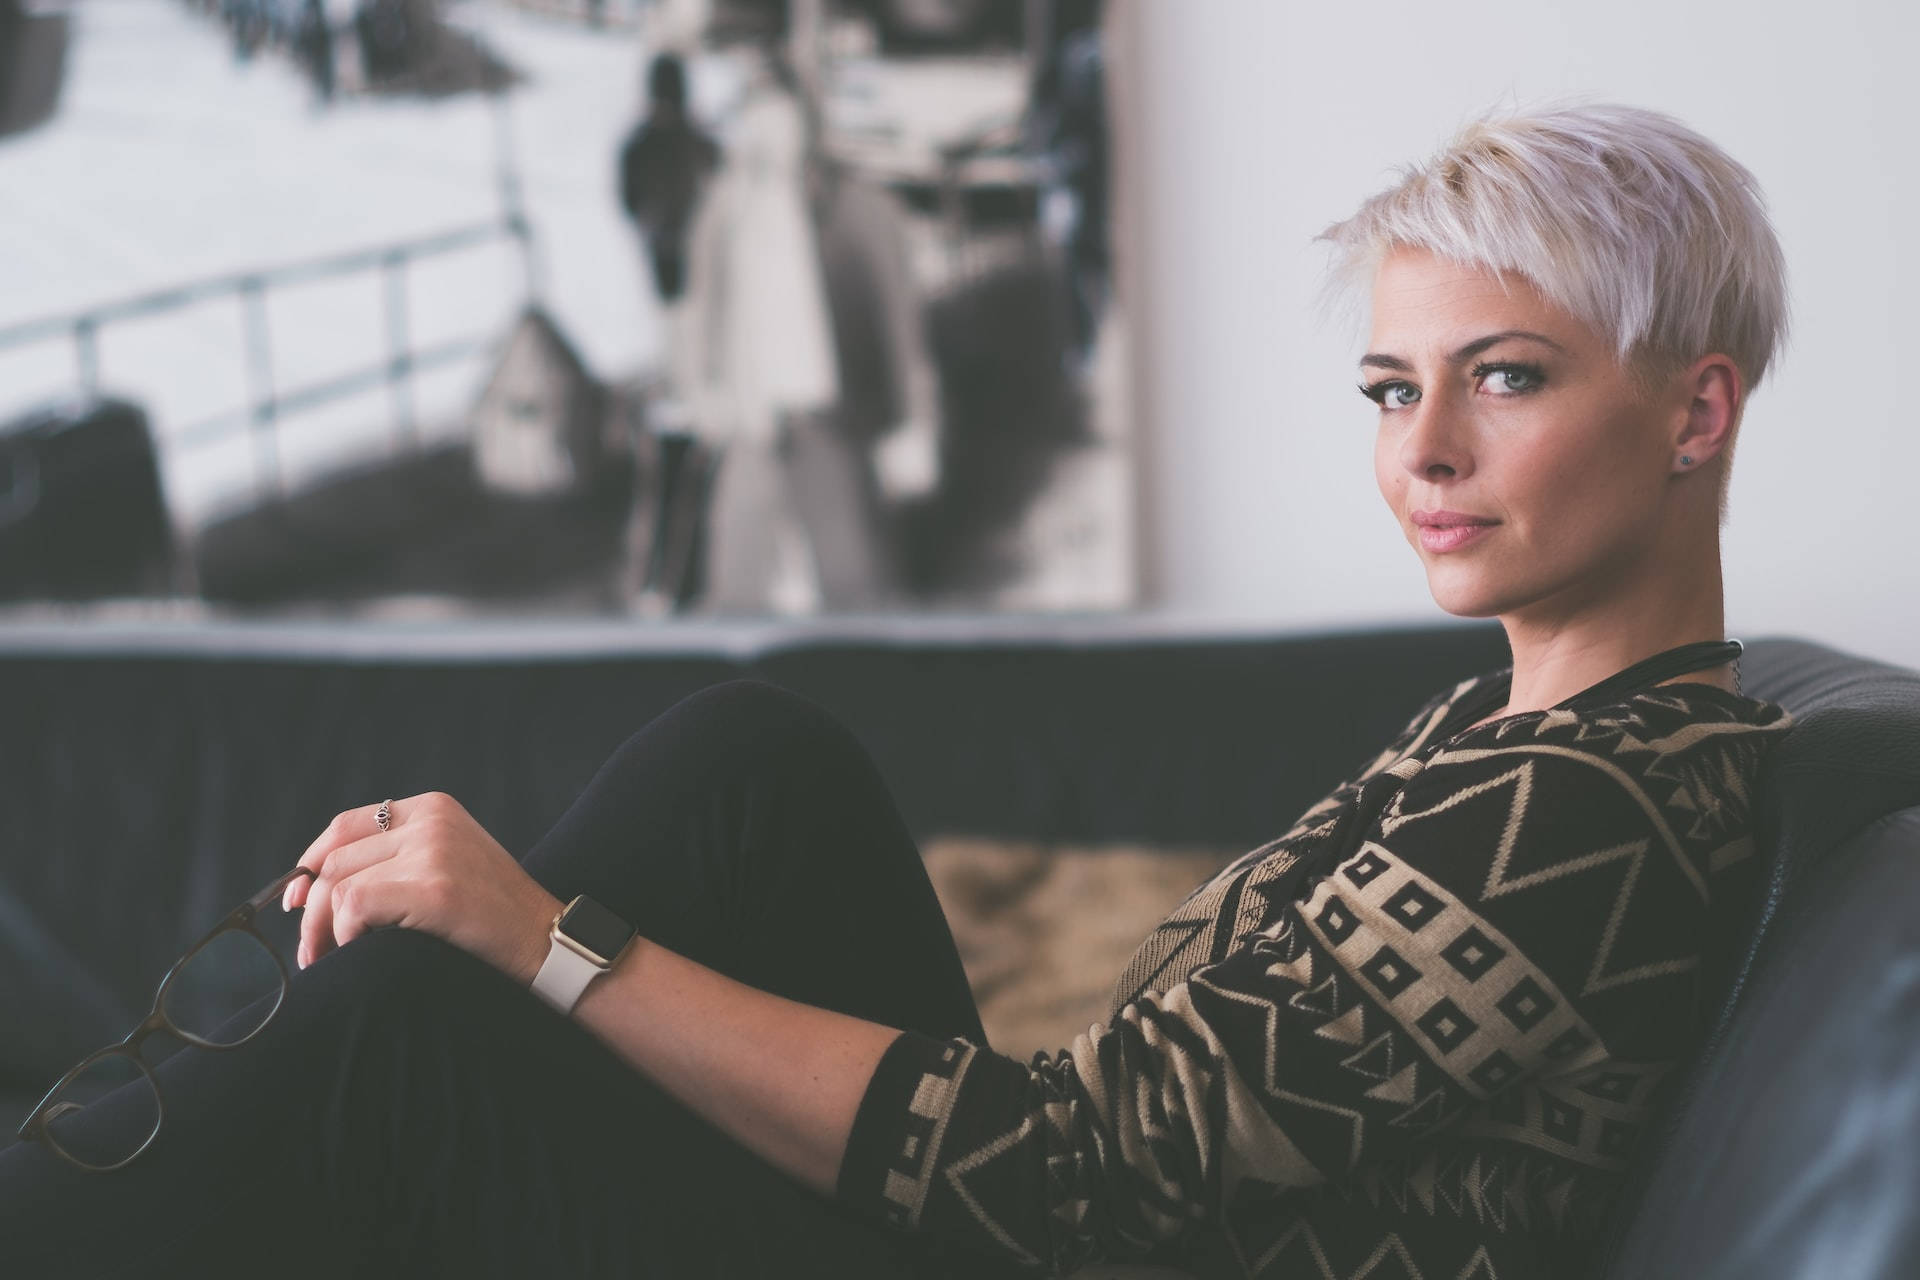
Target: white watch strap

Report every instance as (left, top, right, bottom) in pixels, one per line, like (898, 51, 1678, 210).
(531, 938, 604, 1015)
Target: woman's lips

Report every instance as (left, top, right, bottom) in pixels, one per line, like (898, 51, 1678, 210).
(1417, 522, 1496, 553)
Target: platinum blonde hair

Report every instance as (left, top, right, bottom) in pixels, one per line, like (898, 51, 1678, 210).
(1317, 100, 1791, 401)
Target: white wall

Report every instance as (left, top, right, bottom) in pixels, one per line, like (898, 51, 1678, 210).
(1113, 0, 1920, 669)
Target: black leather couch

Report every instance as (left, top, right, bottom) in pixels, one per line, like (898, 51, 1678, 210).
(2, 619, 1915, 1279)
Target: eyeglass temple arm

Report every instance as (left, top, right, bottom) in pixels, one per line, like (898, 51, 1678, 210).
(246, 866, 316, 914)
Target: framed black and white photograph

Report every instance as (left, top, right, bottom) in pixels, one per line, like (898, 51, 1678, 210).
(0, 0, 1134, 619)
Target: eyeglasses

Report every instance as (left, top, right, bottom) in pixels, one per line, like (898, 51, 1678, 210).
(17, 866, 315, 1172)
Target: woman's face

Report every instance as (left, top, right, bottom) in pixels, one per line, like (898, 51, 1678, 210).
(1364, 248, 1681, 622)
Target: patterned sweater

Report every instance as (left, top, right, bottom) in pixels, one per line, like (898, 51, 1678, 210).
(837, 667, 1796, 1278)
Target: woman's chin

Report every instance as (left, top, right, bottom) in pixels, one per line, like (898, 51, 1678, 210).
(1422, 572, 1507, 620)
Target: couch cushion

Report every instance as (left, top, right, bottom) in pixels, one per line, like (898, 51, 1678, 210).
(1743, 638, 1920, 902)
(921, 839, 1236, 1059)
(1599, 807, 1920, 1280)
(1586, 640, 1920, 1277)
(1713, 639, 1920, 1057)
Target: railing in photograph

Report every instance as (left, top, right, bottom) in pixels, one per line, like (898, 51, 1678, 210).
(0, 216, 535, 504)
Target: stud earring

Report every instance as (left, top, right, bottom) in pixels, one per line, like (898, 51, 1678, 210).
(1678, 455, 1693, 467)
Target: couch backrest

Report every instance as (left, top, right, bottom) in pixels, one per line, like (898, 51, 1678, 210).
(1594, 639, 1920, 1279)
(0, 620, 1511, 1125)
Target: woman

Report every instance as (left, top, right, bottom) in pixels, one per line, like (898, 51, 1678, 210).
(677, 41, 840, 614)
(1, 100, 1795, 1278)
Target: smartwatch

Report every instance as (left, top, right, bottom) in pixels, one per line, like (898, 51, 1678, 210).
(531, 894, 638, 1016)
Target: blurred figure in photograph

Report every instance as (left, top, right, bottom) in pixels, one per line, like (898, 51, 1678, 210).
(617, 50, 722, 616)
(1029, 0, 1107, 374)
(224, 0, 269, 61)
(352, 0, 411, 84)
(294, 0, 336, 103)
(676, 44, 840, 614)
(672, 22, 944, 615)
(617, 52, 720, 313)
(799, 145, 943, 606)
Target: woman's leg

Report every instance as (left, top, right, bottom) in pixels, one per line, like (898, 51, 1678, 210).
(517, 678, 985, 1043)
(1, 680, 997, 1278)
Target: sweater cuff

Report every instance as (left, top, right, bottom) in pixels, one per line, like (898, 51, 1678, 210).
(835, 1029, 959, 1226)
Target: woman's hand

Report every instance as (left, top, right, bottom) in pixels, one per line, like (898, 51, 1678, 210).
(283, 801, 899, 1200)
(280, 792, 563, 984)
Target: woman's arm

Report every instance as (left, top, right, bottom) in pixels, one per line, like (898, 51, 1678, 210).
(283, 791, 903, 1198)
(568, 932, 901, 1196)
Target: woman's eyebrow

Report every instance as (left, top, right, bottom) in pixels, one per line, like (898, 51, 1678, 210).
(1359, 329, 1570, 372)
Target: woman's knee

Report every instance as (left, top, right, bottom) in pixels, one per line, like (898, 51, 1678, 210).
(286, 926, 608, 1106)
(664, 678, 848, 745)
(621, 678, 880, 790)
(297, 925, 509, 1026)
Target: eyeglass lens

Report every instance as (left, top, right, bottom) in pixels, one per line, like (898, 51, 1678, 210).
(40, 928, 288, 1170)
(160, 928, 287, 1048)
(39, 1052, 160, 1171)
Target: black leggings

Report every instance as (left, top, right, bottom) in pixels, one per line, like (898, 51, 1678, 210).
(0, 680, 1003, 1279)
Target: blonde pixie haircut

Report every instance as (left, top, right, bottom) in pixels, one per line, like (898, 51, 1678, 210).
(1318, 100, 1790, 507)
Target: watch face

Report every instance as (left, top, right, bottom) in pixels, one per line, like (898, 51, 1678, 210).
(558, 896, 637, 965)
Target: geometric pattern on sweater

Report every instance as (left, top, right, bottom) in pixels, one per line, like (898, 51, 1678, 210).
(837, 669, 1795, 1278)
(1221, 1139, 1610, 1279)
(1102, 676, 1482, 1020)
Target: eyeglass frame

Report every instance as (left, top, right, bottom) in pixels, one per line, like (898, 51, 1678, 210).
(16, 865, 316, 1172)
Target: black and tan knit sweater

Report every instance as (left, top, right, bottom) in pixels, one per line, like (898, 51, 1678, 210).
(838, 666, 1795, 1278)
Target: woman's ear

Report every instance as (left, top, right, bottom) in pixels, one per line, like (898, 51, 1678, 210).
(1671, 353, 1742, 466)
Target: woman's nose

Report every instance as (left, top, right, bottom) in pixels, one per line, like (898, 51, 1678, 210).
(1397, 397, 1474, 482)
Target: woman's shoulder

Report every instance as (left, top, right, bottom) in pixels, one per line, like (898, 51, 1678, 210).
(1370, 670, 1794, 804)
(1622, 680, 1794, 731)
(1447, 678, 1794, 748)
(1409, 678, 1795, 853)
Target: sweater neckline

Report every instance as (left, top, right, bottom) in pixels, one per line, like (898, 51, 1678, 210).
(1437, 666, 1763, 746)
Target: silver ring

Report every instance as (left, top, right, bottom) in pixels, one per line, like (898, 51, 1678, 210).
(376, 799, 394, 832)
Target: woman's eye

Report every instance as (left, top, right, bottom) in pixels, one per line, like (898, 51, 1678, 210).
(1480, 364, 1544, 394)
(1360, 380, 1420, 409)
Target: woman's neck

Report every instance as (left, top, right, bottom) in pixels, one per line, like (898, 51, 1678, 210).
(1491, 548, 1731, 721)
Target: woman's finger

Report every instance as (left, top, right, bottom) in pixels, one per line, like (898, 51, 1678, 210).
(284, 797, 405, 911)
(326, 858, 435, 950)
(298, 828, 405, 968)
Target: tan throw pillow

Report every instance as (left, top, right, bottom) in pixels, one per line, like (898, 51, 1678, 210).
(921, 839, 1239, 1061)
